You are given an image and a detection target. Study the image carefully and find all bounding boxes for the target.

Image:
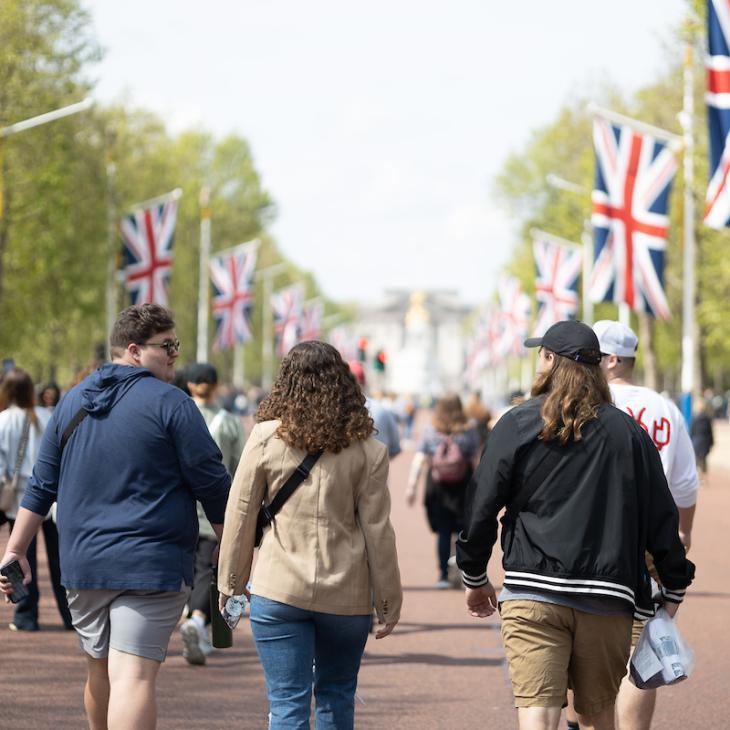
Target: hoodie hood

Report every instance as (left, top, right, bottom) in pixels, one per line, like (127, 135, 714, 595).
(81, 363, 153, 416)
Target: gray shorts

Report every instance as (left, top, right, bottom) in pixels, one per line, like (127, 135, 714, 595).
(66, 587, 189, 662)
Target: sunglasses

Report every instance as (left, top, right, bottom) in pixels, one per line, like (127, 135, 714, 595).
(140, 338, 180, 356)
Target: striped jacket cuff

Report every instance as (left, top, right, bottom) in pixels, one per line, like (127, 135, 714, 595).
(661, 585, 686, 604)
(461, 570, 489, 588)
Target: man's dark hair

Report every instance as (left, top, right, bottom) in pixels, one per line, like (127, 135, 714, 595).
(110, 304, 175, 357)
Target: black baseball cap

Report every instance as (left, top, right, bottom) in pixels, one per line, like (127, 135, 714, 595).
(524, 320, 603, 365)
(186, 362, 218, 385)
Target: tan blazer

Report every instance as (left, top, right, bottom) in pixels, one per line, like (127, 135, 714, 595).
(217, 420, 402, 623)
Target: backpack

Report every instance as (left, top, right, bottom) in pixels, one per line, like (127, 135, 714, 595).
(431, 436, 469, 484)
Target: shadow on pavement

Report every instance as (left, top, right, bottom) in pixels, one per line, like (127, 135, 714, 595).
(394, 621, 498, 634)
(363, 651, 503, 667)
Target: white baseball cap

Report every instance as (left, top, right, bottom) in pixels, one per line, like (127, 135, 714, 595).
(593, 320, 639, 358)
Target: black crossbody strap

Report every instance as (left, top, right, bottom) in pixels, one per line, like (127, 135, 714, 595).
(260, 451, 323, 526)
(506, 441, 563, 519)
(11, 416, 31, 479)
(60, 407, 89, 455)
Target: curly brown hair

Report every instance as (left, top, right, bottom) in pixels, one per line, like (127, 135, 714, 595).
(432, 393, 470, 435)
(531, 350, 612, 445)
(256, 341, 374, 453)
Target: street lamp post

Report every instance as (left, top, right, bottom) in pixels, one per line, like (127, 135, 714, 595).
(255, 263, 288, 390)
(544, 174, 594, 325)
(0, 97, 94, 219)
(197, 187, 212, 363)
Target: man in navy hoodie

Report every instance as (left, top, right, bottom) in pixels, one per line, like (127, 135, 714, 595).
(0, 304, 231, 730)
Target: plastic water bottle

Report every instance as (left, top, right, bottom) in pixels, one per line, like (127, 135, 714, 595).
(222, 594, 248, 630)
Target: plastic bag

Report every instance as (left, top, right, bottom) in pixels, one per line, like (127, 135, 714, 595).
(629, 607, 695, 689)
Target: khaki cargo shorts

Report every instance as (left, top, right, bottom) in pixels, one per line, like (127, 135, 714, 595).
(500, 600, 632, 717)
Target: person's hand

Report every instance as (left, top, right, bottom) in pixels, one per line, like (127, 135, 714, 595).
(679, 531, 691, 554)
(375, 621, 397, 639)
(466, 583, 497, 618)
(405, 488, 417, 507)
(218, 592, 230, 614)
(664, 601, 679, 619)
(0, 551, 32, 604)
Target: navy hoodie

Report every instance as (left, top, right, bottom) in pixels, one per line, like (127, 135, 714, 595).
(22, 364, 231, 591)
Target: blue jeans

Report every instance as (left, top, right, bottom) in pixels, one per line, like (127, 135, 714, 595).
(250, 595, 370, 730)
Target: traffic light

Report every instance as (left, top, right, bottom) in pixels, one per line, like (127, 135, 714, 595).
(357, 337, 368, 363)
(374, 349, 387, 373)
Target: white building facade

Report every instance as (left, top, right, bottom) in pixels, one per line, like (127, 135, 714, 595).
(353, 289, 471, 397)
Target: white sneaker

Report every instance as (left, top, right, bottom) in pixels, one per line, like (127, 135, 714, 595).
(181, 619, 206, 666)
(447, 556, 462, 589)
(199, 625, 213, 656)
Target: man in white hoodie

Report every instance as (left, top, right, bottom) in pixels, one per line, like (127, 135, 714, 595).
(594, 320, 698, 730)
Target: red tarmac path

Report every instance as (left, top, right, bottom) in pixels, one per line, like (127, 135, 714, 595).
(2, 422, 729, 728)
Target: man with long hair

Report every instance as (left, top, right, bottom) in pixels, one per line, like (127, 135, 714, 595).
(456, 320, 694, 730)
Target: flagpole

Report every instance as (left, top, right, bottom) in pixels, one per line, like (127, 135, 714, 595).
(529, 227, 582, 251)
(543, 176, 595, 325)
(125, 187, 183, 214)
(213, 238, 260, 260)
(581, 222, 594, 325)
(105, 145, 117, 360)
(196, 187, 211, 363)
(233, 343, 245, 389)
(587, 103, 683, 146)
(255, 263, 287, 391)
(679, 40, 697, 424)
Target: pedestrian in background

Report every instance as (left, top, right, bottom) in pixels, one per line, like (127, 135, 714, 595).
(594, 320, 699, 730)
(405, 393, 480, 589)
(0, 368, 72, 631)
(37, 382, 61, 413)
(218, 341, 402, 730)
(464, 390, 491, 456)
(691, 399, 714, 481)
(348, 360, 401, 459)
(457, 321, 694, 730)
(179, 362, 245, 666)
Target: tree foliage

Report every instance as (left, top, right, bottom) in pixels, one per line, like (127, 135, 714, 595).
(0, 0, 344, 386)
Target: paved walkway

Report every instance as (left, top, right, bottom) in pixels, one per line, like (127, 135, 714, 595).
(2, 422, 729, 728)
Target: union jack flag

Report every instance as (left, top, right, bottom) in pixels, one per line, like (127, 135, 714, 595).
(328, 326, 356, 362)
(533, 236, 582, 336)
(497, 275, 531, 358)
(120, 194, 178, 305)
(300, 300, 324, 342)
(465, 314, 492, 384)
(209, 241, 258, 351)
(272, 284, 303, 357)
(590, 117, 677, 320)
(705, 0, 730, 228)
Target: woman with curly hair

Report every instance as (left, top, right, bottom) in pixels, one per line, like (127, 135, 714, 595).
(217, 341, 402, 729)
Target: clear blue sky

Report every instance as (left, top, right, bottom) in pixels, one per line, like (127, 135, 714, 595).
(86, 0, 687, 304)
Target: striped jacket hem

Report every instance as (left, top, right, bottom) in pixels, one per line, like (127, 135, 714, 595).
(461, 569, 685, 620)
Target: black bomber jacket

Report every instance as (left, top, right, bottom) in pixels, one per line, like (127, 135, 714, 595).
(456, 397, 695, 619)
